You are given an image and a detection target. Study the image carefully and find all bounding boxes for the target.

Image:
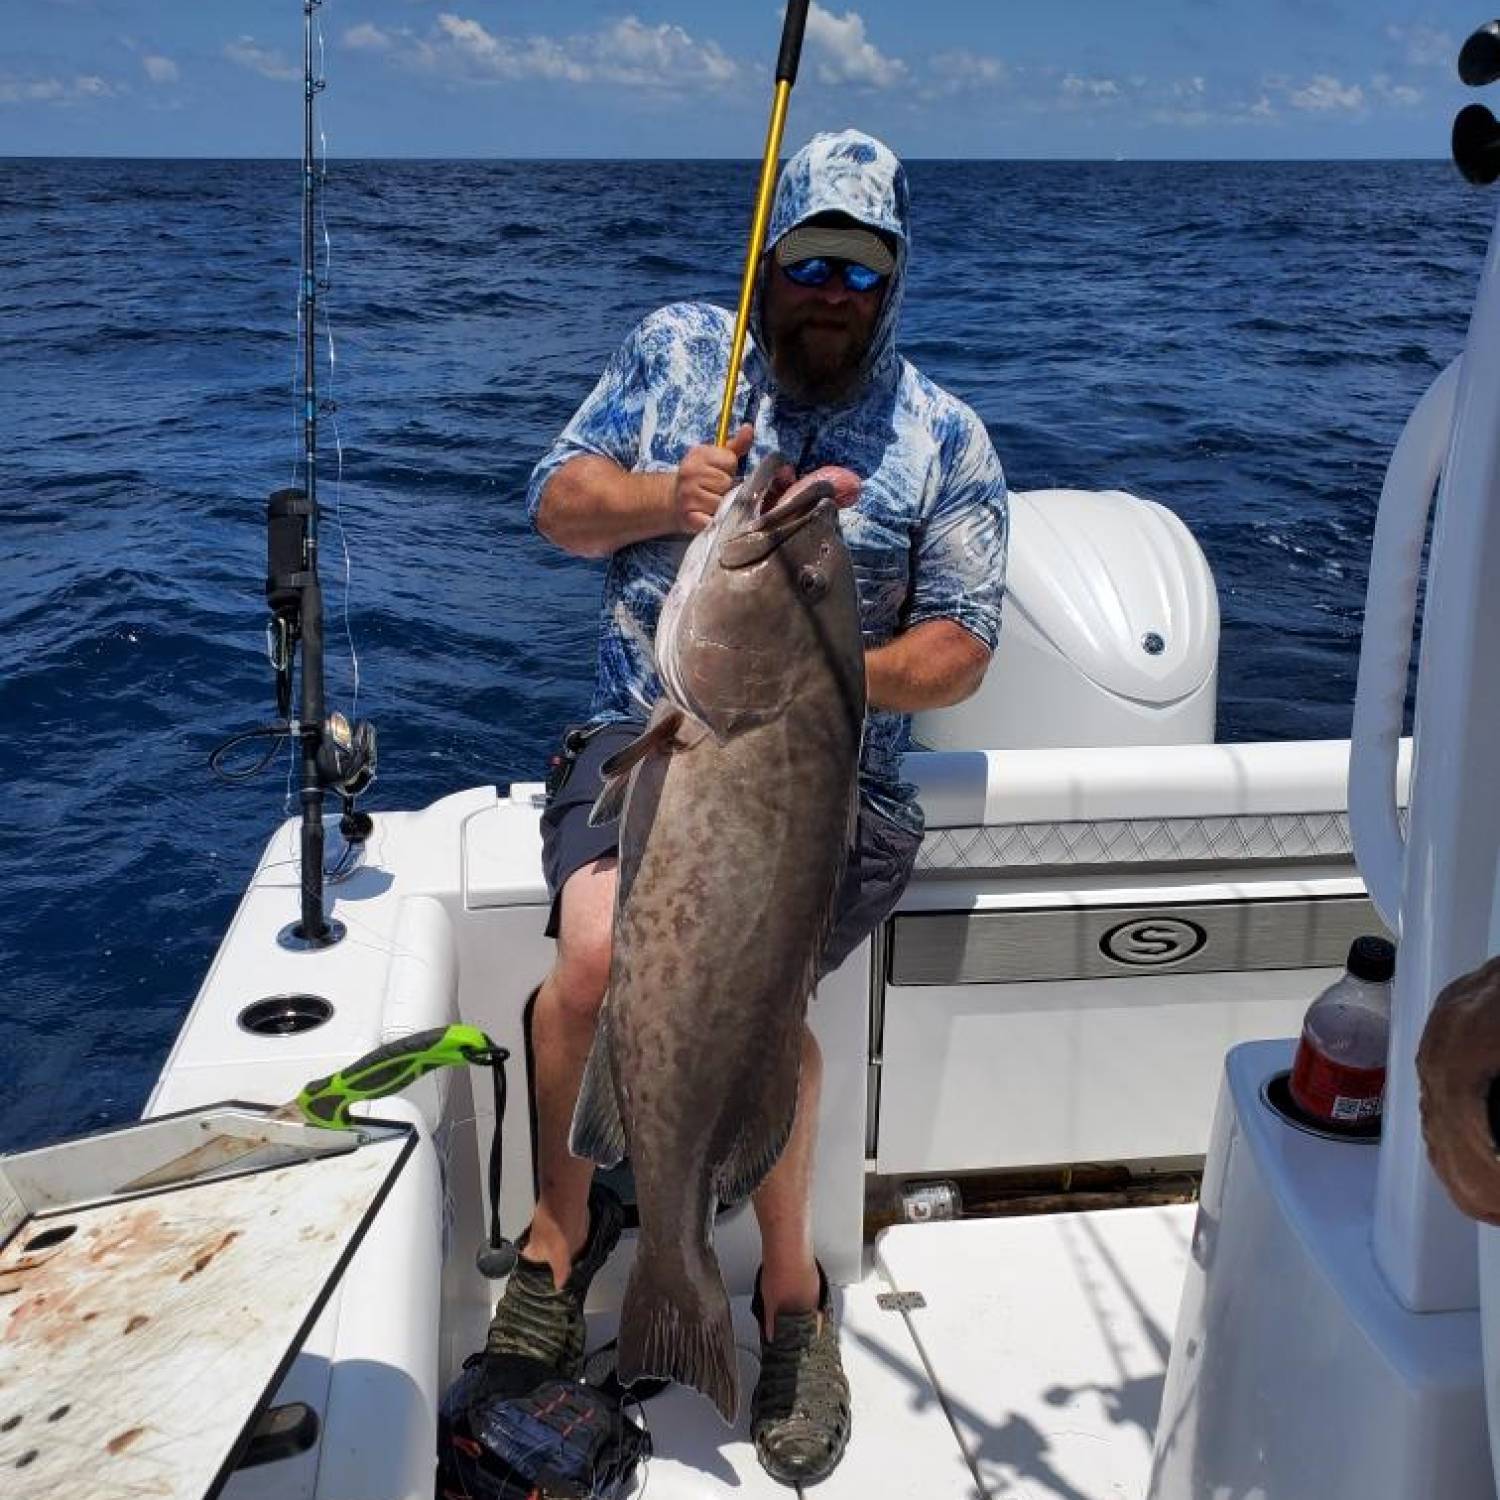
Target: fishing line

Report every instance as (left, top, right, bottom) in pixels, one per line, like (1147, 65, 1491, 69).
(312, 0, 361, 723)
(284, 731, 297, 818)
(630, 1402, 653, 1500)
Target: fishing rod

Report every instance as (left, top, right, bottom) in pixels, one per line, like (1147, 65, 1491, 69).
(214, 0, 376, 950)
(714, 0, 811, 446)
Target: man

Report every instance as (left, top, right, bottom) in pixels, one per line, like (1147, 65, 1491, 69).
(484, 130, 1008, 1486)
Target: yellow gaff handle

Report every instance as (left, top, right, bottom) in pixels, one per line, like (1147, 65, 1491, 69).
(715, 79, 794, 447)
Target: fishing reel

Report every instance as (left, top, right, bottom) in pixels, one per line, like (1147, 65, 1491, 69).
(315, 709, 377, 800)
(213, 490, 378, 865)
(315, 709, 378, 851)
(265, 483, 378, 818)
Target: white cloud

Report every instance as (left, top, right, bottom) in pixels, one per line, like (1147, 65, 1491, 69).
(929, 51, 1006, 94)
(0, 72, 114, 104)
(142, 54, 178, 84)
(1288, 74, 1364, 112)
(388, 13, 737, 90)
(343, 23, 393, 53)
(804, 5, 906, 89)
(1386, 23, 1453, 70)
(598, 17, 736, 86)
(1137, 76, 1212, 126)
(0, 77, 62, 103)
(1249, 95, 1276, 121)
(1372, 73, 1422, 107)
(224, 37, 300, 83)
(1062, 73, 1121, 101)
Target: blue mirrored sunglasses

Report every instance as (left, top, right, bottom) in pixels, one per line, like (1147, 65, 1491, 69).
(780, 257, 887, 294)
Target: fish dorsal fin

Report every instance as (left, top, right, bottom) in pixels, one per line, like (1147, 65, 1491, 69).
(713, 1019, 803, 1206)
(569, 1005, 627, 1167)
(587, 709, 706, 827)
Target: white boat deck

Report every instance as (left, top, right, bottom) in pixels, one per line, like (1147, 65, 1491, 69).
(615, 1203, 1194, 1499)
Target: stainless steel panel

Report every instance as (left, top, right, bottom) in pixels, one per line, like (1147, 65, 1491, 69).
(889, 896, 1388, 986)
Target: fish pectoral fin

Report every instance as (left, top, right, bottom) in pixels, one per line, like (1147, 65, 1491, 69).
(599, 710, 684, 779)
(671, 715, 710, 752)
(713, 1036, 802, 1207)
(587, 710, 689, 828)
(569, 1008, 628, 1167)
(587, 773, 630, 828)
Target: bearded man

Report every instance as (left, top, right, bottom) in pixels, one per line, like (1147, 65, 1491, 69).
(483, 130, 1008, 1487)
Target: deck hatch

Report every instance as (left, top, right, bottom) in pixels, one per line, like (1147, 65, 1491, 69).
(889, 894, 1386, 986)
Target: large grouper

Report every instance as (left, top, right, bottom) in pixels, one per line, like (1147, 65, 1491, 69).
(569, 452, 866, 1422)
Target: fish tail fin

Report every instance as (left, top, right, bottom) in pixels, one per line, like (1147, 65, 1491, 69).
(617, 1241, 738, 1424)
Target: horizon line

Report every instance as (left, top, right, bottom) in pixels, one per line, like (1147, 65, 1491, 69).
(0, 152, 1453, 165)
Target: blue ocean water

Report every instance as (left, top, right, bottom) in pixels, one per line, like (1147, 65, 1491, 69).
(0, 158, 1490, 1152)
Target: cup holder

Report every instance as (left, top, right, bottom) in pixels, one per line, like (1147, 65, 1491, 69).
(238, 995, 334, 1037)
(1261, 1070, 1381, 1143)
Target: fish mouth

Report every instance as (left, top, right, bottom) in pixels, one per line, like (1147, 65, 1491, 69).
(720, 466, 861, 570)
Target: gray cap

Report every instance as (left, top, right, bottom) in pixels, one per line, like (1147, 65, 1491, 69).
(773, 223, 894, 276)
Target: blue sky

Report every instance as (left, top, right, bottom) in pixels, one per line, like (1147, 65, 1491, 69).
(0, 1, 1483, 158)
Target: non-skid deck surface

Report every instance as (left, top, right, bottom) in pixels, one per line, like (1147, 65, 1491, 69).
(616, 1204, 1193, 1499)
(878, 1204, 1194, 1500)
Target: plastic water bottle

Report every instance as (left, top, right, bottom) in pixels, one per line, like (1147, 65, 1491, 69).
(1288, 935, 1397, 1129)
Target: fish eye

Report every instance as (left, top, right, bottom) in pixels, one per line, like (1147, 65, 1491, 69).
(798, 566, 828, 600)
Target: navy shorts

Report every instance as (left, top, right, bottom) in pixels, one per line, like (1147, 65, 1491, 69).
(540, 720, 922, 976)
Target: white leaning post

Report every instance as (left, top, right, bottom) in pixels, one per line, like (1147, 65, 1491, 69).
(1357, 190, 1500, 1314)
(1349, 355, 1458, 935)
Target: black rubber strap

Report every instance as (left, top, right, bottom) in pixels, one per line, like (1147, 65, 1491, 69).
(268, 489, 314, 517)
(487, 1049, 507, 1257)
(267, 569, 316, 597)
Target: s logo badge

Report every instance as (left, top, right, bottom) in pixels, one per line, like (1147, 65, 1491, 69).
(1100, 917, 1207, 967)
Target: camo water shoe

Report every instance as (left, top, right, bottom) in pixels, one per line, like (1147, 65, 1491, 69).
(750, 1264, 852, 1487)
(479, 1183, 624, 1400)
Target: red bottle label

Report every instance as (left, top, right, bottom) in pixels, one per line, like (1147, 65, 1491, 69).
(1289, 1033, 1385, 1124)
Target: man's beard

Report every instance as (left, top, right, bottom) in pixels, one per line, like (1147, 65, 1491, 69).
(767, 311, 874, 405)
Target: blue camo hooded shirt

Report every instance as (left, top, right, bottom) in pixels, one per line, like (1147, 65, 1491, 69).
(526, 130, 1009, 834)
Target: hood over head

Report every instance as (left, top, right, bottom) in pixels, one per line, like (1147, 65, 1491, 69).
(752, 129, 910, 396)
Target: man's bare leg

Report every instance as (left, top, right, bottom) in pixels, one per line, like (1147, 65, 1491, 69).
(524, 855, 618, 1290)
(752, 1025, 825, 1334)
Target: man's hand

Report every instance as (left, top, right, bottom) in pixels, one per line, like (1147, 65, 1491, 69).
(672, 423, 754, 535)
(535, 424, 754, 559)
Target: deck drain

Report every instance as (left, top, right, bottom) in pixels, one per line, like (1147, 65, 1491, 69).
(877, 1291, 927, 1312)
(238, 995, 334, 1036)
(22, 1224, 76, 1254)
